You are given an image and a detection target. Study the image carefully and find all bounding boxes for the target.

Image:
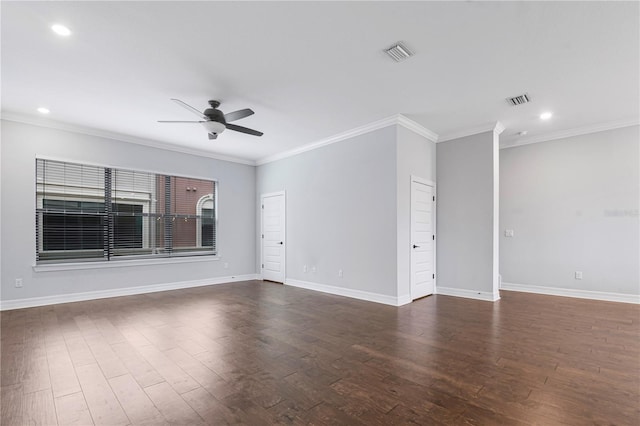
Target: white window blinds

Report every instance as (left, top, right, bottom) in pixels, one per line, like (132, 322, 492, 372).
(36, 159, 217, 263)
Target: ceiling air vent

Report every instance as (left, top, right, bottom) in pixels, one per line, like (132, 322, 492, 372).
(507, 93, 531, 106)
(385, 42, 413, 62)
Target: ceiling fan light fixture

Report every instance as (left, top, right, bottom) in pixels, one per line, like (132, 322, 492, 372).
(202, 120, 225, 134)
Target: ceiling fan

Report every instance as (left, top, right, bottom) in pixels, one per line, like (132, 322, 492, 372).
(158, 99, 263, 140)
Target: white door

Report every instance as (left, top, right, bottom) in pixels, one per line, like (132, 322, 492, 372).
(411, 178, 435, 300)
(261, 192, 285, 283)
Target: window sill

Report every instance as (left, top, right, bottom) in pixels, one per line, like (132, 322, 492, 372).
(33, 255, 220, 272)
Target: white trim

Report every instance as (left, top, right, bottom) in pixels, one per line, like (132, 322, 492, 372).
(501, 119, 639, 150)
(436, 286, 501, 302)
(0, 274, 260, 311)
(396, 115, 439, 142)
(260, 190, 287, 199)
(410, 176, 435, 187)
(397, 294, 412, 306)
(260, 191, 286, 284)
(7, 112, 636, 166)
(256, 114, 437, 165)
(438, 122, 503, 143)
(3, 114, 254, 166)
(491, 129, 500, 297)
(501, 282, 640, 304)
(285, 278, 411, 307)
(256, 116, 396, 165)
(33, 254, 220, 272)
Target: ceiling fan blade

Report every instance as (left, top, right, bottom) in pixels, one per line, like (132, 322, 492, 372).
(224, 108, 254, 122)
(225, 123, 263, 137)
(158, 120, 206, 123)
(170, 98, 207, 119)
(208, 133, 218, 140)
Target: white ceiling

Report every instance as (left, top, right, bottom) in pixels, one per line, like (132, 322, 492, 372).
(2, 1, 638, 163)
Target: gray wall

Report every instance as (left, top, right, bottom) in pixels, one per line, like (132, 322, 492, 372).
(436, 130, 499, 296)
(0, 120, 256, 301)
(256, 126, 399, 297)
(396, 126, 436, 298)
(500, 125, 640, 295)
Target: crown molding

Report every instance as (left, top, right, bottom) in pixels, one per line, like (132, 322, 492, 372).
(500, 119, 640, 149)
(7, 111, 634, 164)
(256, 114, 437, 165)
(256, 115, 397, 165)
(1, 112, 256, 166)
(396, 115, 439, 142)
(438, 122, 503, 142)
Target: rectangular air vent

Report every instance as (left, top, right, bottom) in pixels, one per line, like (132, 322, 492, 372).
(385, 42, 413, 62)
(507, 93, 531, 106)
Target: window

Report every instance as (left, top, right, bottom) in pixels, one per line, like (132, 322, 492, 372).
(196, 194, 215, 248)
(202, 209, 214, 247)
(41, 200, 143, 251)
(36, 159, 217, 263)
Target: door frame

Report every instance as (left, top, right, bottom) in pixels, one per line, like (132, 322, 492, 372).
(260, 190, 286, 283)
(410, 175, 436, 300)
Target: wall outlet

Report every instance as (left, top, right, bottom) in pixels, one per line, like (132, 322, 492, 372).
(575, 271, 583, 280)
(224, 262, 229, 269)
(15, 278, 23, 288)
(505, 229, 514, 237)
(311, 266, 317, 274)
(338, 269, 343, 278)
(303, 265, 308, 273)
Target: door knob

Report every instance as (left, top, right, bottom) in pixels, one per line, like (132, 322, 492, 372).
(413, 244, 420, 248)
(277, 242, 283, 245)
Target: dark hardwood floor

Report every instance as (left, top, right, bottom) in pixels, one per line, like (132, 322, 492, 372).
(1, 280, 638, 425)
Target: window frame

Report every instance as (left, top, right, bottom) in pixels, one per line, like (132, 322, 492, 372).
(35, 157, 219, 266)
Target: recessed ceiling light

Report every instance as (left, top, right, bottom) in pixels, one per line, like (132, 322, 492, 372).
(51, 24, 72, 37)
(37, 107, 50, 114)
(540, 112, 553, 120)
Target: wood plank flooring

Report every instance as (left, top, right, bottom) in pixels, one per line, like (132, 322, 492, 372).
(1, 281, 638, 425)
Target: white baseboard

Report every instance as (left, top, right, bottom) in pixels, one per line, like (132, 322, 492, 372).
(397, 294, 412, 306)
(0, 274, 260, 311)
(501, 282, 640, 304)
(436, 286, 501, 302)
(285, 278, 409, 306)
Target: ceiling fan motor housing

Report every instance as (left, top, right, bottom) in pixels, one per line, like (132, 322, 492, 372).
(204, 107, 226, 124)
